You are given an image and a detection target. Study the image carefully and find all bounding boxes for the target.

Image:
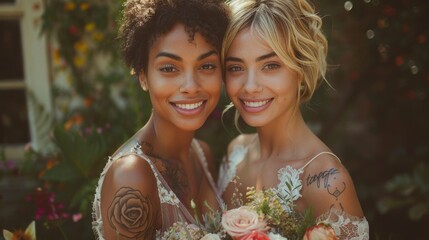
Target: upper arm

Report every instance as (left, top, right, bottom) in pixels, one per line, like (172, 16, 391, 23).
(300, 156, 364, 218)
(100, 155, 160, 240)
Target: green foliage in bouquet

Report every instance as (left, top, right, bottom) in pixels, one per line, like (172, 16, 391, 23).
(245, 187, 315, 240)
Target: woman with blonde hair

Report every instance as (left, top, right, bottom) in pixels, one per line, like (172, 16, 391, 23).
(218, 0, 369, 239)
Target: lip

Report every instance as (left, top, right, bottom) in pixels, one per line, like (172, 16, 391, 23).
(170, 100, 207, 116)
(239, 98, 273, 113)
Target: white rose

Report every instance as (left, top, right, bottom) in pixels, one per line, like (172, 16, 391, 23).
(200, 233, 221, 240)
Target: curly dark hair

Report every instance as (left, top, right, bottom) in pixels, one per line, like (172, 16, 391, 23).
(119, 0, 230, 75)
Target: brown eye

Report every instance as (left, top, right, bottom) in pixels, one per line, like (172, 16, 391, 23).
(160, 65, 177, 72)
(227, 65, 243, 72)
(263, 63, 280, 70)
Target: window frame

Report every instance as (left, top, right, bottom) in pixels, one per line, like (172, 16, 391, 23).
(0, 0, 53, 159)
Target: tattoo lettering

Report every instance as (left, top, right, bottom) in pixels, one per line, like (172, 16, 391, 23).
(108, 187, 154, 238)
(306, 168, 339, 188)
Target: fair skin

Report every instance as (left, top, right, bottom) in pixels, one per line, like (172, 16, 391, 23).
(223, 27, 364, 218)
(100, 23, 222, 239)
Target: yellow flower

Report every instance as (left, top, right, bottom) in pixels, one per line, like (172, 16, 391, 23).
(73, 55, 85, 68)
(80, 3, 90, 11)
(53, 48, 61, 65)
(73, 41, 88, 53)
(3, 221, 36, 240)
(92, 32, 104, 42)
(64, 2, 76, 11)
(84, 22, 96, 32)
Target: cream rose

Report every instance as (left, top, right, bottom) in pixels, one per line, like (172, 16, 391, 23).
(303, 223, 339, 240)
(201, 233, 221, 240)
(221, 206, 267, 238)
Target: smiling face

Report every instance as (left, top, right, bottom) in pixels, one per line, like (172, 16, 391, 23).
(139, 23, 222, 131)
(225, 28, 300, 128)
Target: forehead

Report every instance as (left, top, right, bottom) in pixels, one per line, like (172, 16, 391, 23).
(149, 23, 216, 58)
(227, 27, 273, 57)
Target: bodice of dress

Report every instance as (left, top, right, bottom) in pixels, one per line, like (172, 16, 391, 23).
(217, 145, 370, 240)
(92, 139, 218, 240)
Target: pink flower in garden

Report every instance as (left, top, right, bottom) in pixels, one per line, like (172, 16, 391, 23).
(221, 206, 268, 239)
(303, 223, 338, 240)
(27, 188, 71, 222)
(72, 213, 83, 222)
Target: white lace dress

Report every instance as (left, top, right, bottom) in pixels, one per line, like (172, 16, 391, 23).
(218, 146, 370, 240)
(92, 138, 219, 240)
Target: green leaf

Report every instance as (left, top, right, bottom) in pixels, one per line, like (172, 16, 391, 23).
(408, 203, 428, 221)
(42, 162, 82, 182)
(53, 127, 107, 178)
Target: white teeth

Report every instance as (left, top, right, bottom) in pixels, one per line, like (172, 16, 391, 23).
(176, 101, 203, 110)
(243, 100, 269, 107)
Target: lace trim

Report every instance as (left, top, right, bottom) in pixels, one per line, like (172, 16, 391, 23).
(274, 166, 303, 212)
(317, 208, 369, 240)
(217, 145, 248, 194)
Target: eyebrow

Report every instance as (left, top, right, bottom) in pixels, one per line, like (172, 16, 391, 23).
(225, 52, 277, 63)
(255, 52, 277, 62)
(155, 50, 218, 61)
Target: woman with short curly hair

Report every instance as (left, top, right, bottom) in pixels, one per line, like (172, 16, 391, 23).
(92, 0, 229, 239)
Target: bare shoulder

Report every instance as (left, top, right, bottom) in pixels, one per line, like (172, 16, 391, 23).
(227, 133, 257, 155)
(301, 153, 364, 218)
(100, 154, 159, 239)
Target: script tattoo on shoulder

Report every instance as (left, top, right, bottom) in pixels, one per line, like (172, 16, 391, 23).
(306, 168, 347, 208)
(306, 168, 339, 188)
(108, 187, 155, 239)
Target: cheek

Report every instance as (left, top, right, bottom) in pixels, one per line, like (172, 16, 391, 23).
(225, 77, 241, 98)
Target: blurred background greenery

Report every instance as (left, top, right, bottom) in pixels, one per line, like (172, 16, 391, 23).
(0, 0, 428, 239)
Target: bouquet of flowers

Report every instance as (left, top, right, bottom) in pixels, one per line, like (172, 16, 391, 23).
(159, 187, 339, 240)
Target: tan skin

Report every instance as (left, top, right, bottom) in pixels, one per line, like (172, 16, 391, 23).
(100, 23, 222, 239)
(222, 28, 364, 218)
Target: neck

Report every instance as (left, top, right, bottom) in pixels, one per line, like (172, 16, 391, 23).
(255, 110, 311, 160)
(140, 114, 195, 163)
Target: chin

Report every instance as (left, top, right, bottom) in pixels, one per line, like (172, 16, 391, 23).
(240, 116, 269, 128)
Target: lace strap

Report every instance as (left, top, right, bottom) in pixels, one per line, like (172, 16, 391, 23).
(191, 139, 222, 204)
(301, 152, 341, 170)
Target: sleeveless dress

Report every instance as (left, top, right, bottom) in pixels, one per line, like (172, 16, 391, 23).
(218, 145, 370, 240)
(92, 136, 220, 240)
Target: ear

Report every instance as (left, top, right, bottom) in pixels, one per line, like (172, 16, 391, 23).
(138, 70, 148, 91)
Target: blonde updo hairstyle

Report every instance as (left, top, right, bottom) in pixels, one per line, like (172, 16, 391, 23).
(222, 0, 328, 104)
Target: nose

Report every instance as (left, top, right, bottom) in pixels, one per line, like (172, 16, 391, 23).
(243, 71, 262, 93)
(179, 71, 200, 94)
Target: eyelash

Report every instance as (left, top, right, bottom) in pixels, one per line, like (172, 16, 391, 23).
(200, 63, 217, 70)
(227, 65, 243, 72)
(159, 65, 177, 73)
(227, 63, 280, 73)
(263, 63, 280, 70)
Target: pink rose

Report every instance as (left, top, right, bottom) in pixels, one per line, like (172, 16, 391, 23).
(221, 207, 267, 239)
(240, 231, 270, 240)
(303, 223, 339, 240)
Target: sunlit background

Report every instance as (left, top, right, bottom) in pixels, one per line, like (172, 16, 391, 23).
(1, 0, 428, 239)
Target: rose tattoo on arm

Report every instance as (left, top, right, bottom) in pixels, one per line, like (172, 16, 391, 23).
(108, 187, 155, 239)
